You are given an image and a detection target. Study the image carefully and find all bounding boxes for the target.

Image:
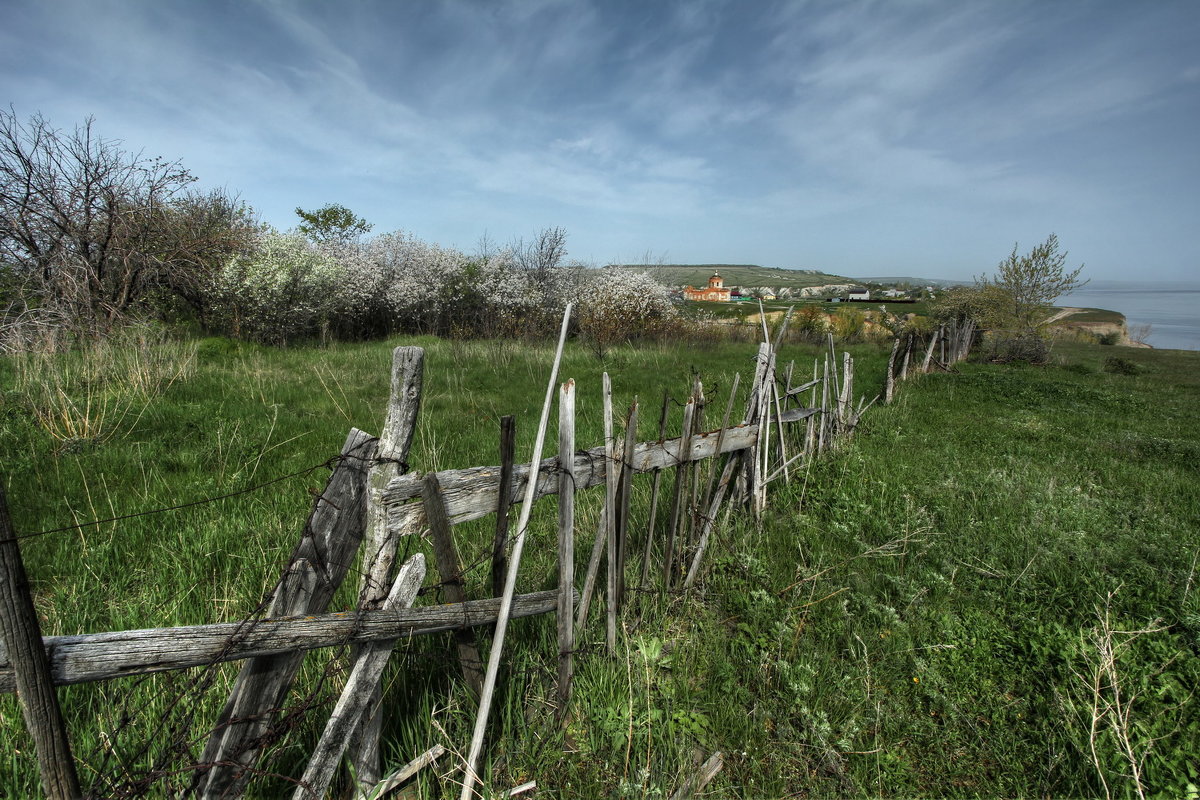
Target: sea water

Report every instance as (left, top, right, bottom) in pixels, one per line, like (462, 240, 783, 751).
(1057, 281, 1200, 351)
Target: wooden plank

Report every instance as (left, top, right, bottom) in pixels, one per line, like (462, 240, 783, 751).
(293, 554, 425, 800)
(383, 419, 786, 534)
(556, 380, 575, 721)
(491, 415, 516, 597)
(362, 744, 446, 799)
(193, 428, 377, 799)
(0, 485, 81, 800)
(669, 751, 724, 800)
(461, 304, 573, 800)
(423, 474, 484, 698)
(0, 591, 566, 692)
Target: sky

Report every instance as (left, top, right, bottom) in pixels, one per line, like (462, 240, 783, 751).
(2, 0, 1198, 282)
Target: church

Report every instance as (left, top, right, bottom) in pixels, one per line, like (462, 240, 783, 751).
(683, 272, 732, 302)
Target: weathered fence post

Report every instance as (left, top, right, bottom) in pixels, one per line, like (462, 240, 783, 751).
(884, 338, 900, 404)
(638, 390, 671, 589)
(293, 555, 426, 800)
(424, 474, 485, 698)
(922, 327, 941, 373)
(350, 346, 424, 788)
(556, 380, 575, 721)
(0, 485, 81, 800)
(491, 415, 516, 597)
(602, 373, 619, 653)
(193, 428, 377, 799)
(662, 396, 696, 589)
(615, 401, 639, 607)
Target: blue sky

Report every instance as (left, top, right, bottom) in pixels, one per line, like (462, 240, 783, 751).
(3, 0, 1197, 282)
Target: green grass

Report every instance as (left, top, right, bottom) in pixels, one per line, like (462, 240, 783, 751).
(1056, 306, 1126, 324)
(2, 333, 1197, 797)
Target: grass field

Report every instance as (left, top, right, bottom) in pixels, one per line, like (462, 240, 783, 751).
(2, 332, 1197, 797)
(620, 264, 851, 291)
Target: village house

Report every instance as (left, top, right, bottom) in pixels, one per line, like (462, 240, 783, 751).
(847, 287, 870, 301)
(683, 272, 732, 302)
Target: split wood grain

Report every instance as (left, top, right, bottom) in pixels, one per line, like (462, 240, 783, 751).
(0, 484, 81, 800)
(0, 590, 565, 693)
(293, 554, 425, 800)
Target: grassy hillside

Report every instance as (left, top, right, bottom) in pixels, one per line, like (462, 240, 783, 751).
(616, 263, 852, 290)
(2, 333, 1197, 797)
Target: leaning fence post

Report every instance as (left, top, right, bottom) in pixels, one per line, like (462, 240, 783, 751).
(922, 327, 941, 373)
(293, 555, 426, 800)
(193, 428, 377, 800)
(0, 485, 81, 800)
(884, 338, 900, 405)
(638, 390, 671, 589)
(424, 474, 484, 698)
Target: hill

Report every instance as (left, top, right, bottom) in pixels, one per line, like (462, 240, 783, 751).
(612, 263, 853, 290)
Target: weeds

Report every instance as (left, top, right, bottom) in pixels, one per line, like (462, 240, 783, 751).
(10, 325, 196, 444)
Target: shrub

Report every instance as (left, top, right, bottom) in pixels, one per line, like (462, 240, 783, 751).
(1102, 356, 1139, 375)
(208, 231, 341, 345)
(575, 269, 679, 358)
(1097, 331, 1120, 346)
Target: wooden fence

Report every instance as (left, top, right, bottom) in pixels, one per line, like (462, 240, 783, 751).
(0, 310, 973, 799)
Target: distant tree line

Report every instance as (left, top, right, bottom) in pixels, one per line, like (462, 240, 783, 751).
(1, 111, 677, 352)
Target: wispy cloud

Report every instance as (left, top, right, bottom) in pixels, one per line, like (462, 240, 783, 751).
(1, 0, 1197, 278)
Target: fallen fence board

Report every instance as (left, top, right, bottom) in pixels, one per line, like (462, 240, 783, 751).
(0, 590, 566, 692)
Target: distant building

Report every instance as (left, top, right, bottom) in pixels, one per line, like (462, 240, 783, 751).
(882, 288, 905, 298)
(848, 287, 870, 301)
(684, 272, 732, 302)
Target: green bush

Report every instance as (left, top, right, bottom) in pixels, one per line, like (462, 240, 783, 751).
(1103, 356, 1139, 375)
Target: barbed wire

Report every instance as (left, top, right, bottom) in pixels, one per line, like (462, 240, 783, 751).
(1, 446, 388, 546)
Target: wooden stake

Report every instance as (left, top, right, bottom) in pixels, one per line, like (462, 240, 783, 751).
(423, 474, 484, 698)
(350, 347, 425, 788)
(491, 415, 516, 597)
(661, 397, 695, 589)
(575, 507, 607, 633)
(615, 400, 639, 607)
(884, 338, 900, 405)
(638, 390, 671, 589)
(602, 373, 618, 653)
(363, 743, 446, 799)
(922, 327, 941, 373)
(556, 380, 575, 721)
(461, 304, 573, 800)
(0, 484, 81, 800)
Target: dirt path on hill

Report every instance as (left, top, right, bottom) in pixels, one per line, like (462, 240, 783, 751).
(1043, 307, 1084, 325)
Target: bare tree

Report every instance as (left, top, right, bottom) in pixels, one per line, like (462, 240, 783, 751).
(0, 109, 254, 336)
